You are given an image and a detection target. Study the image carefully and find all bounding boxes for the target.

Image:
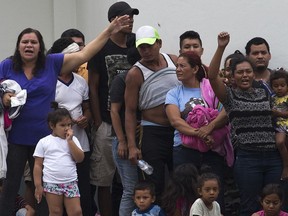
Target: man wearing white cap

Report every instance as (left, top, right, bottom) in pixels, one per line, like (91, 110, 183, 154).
(125, 25, 180, 201)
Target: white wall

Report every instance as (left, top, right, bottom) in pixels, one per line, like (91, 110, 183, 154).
(0, 0, 77, 59)
(121, 0, 288, 69)
(1, 0, 288, 69)
(1, 1, 53, 59)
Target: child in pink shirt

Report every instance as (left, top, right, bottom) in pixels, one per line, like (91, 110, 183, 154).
(252, 184, 288, 216)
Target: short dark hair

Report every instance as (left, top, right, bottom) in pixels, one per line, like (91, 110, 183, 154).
(161, 163, 198, 216)
(48, 102, 72, 126)
(133, 181, 155, 197)
(50, 37, 75, 54)
(61, 28, 85, 43)
(245, 37, 270, 55)
(224, 50, 244, 69)
(260, 184, 284, 202)
(197, 172, 220, 190)
(179, 30, 202, 48)
(270, 68, 288, 87)
(230, 57, 254, 75)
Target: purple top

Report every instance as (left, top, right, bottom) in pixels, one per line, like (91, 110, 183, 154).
(0, 54, 64, 145)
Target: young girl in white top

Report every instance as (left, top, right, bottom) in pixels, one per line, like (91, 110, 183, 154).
(190, 172, 222, 216)
(33, 103, 84, 216)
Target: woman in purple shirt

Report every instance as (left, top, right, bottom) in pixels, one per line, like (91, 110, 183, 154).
(0, 15, 129, 216)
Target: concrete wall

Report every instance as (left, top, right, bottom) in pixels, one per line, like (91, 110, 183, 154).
(1, 0, 288, 69)
(0, 0, 76, 59)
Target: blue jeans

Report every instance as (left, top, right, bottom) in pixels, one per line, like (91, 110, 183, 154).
(234, 149, 282, 216)
(112, 137, 138, 216)
(280, 179, 288, 211)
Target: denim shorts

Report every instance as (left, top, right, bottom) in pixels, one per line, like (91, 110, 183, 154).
(43, 181, 80, 198)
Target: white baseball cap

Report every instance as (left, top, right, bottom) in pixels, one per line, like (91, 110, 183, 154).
(136, 26, 160, 48)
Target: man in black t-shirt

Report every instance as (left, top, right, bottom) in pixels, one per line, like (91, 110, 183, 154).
(88, 2, 139, 216)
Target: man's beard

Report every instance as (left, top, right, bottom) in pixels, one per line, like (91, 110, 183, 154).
(255, 65, 267, 72)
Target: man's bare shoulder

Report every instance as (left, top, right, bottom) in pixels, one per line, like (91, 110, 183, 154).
(126, 66, 143, 82)
(167, 53, 178, 64)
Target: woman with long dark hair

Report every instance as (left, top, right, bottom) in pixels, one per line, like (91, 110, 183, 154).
(0, 15, 129, 216)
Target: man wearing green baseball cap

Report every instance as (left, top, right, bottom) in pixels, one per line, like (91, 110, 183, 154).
(125, 25, 180, 203)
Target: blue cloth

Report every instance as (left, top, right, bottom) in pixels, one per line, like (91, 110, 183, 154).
(0, 54, 64, 145)
(132, 204, 166, 216)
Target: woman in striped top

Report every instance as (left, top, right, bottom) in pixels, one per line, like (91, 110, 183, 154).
(207, 32, 286, 216)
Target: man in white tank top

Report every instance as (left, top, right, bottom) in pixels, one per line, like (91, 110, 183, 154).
(125, 25, 179, 202)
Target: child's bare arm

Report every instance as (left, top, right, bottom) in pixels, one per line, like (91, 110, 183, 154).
(33, 157, 44, 203)
(272, 109, 288, 118)
(66, 128, 84, 163)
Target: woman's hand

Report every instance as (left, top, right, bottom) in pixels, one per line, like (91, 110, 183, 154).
(194, 128, 214, 149)
(203, 135, 214, 149)
(281, 166, 288, 181)
(218, 32, 230, 48)
(197, 124, 214, 140)
(107, 15, 130, 35)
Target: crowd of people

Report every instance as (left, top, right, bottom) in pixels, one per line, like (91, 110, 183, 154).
(0, 1, 288, 216)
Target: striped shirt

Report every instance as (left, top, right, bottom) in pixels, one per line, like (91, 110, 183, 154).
(223, 86, 276, 151)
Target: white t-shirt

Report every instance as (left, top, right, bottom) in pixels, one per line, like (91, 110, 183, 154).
(56, 73, 90, 152)
(190, 198, 221, 216)
(33, 134, 83, 184)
